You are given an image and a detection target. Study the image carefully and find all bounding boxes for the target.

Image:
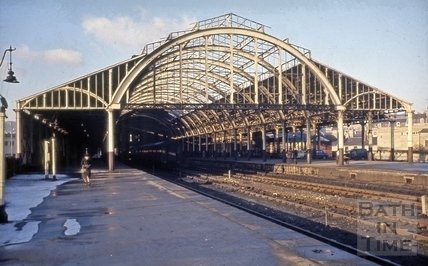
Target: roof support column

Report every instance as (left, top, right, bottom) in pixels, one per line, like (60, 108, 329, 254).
(108, 69, 113, 102)
(44, 140, 50, 179)
(306, 117, 312, 164)
(0, 108, 8, 222)
(300, 127, 304, 151)
(179, 44, 183, 103)
(285, 127, 289, 152)
(222, 131, 226, 159)
(233, 129, 237, 160)
(281, 122, 287, 162)
(367, 111, 374, 161)
(247, 128, 252, 160)
(301, 64, 306, 104)
(228, 132, 232, 159)
(107, 109, 115, 172)
(262, 126, 266, 162)
(213, 133, 217, 153)
(187, 137, 190, 153)
(336, 107, 345, 166)
(407, 110, 413, 163)
(239, 132, 243, 153)
(229, 34, 234, 104)
(204, 36, 209, 102)
(51, 134, 57, 180)
(278, 48, 283, 104)
(198, 135, 202, 153)
(205, 135, 209, 153)
(292, 126, 297, 151)
(15, 107, 22, 160)
(153, 67, 156, 104)
(87, 77, 91, 108)
(361, 120, 366, 150)
(192, 136, 196, 154)
(338, 74, 343, 103)
(275, 127, 280, 155)
(254, 38, 259, 104)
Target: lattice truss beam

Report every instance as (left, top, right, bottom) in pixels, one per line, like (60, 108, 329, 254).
(17, 13, 411, 139)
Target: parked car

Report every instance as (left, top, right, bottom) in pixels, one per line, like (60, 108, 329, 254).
(312, 150, 330, 160)
(296, 150, 306, 159)
(313, 150, 329, 159)
(288, 150, 305, 159)
(348, 148, 368, 160)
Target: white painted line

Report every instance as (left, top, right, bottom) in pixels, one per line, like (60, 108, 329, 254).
(147, 180, 186, 199)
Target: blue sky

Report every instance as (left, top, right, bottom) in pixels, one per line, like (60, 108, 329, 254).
(0, 0, 427, 119)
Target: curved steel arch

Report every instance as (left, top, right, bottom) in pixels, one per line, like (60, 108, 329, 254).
(110, 27, 341, 108)
(121, 112, 181, 137)
(21, 86, 109, 110)
(144, 44, 302, 102)
(128, 51, 301, 107)
(129, 60, 254, 103)
(188, 112, 212, 134)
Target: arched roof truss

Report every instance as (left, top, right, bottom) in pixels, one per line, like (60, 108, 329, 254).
(17, 14, 411, 141)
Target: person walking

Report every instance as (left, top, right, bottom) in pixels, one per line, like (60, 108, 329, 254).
(81, 149, 91, 184)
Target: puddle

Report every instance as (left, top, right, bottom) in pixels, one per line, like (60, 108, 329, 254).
(297, 245, 356, 260)
(0, 221, 40, 246)
(64, 219, 81, 236)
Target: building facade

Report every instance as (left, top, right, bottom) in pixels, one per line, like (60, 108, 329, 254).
(373, 109, 428, 162)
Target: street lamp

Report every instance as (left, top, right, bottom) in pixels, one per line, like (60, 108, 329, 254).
(1, 46, 19, 223)
(1, 46, 19, 83)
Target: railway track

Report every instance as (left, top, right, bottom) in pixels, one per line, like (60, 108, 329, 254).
(157, 171, 399, 266)
(155, 166, 428, 265)
(215, 172, 427, 226)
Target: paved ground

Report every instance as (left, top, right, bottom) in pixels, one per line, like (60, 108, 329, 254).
(0, 166, 376, 266)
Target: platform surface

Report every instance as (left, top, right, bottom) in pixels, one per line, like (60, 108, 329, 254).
(0, 166, 377, 265)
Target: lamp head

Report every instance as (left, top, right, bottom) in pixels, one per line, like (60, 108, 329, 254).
(4, 69, 19, 83)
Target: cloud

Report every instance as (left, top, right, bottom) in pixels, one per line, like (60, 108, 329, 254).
(18, 45, 83, 65)
(43, 49, 82, 65)
(81, 14, 195, 53)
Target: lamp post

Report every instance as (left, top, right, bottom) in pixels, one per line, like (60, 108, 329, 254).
(1, 46, 19, 223)
(390, 116, 395, 161)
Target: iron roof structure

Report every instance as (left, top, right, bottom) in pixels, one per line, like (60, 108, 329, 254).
(15, 14, 413, 166)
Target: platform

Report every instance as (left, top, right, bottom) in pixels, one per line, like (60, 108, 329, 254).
(0, 165, 376, 265)
(187, 157, 428, 187)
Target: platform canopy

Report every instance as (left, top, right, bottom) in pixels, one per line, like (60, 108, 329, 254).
(16, 14, 413, 165)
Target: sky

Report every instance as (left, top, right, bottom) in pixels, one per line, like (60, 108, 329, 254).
(0, 0, 427, 120)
